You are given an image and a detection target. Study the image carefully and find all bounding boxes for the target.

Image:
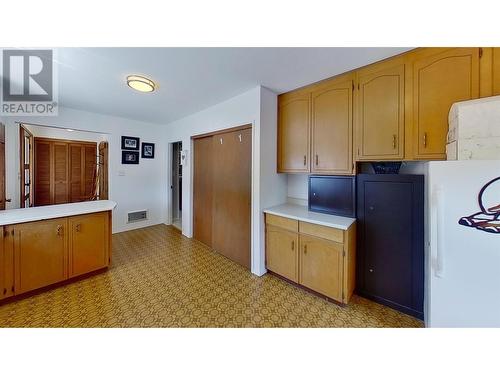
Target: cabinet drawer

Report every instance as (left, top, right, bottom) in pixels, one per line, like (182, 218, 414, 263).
(299, 221, 344, 243)
(265, 214, 298, 232)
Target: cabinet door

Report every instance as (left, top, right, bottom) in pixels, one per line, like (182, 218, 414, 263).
(278, 92, 310, 172)
(494, 48, 500, 96)
(0, 227, 4, 299)
(311, 76, 353, 174)
(412, 48, 479, 159)
(299, 234, 344, 302)
(266, 225, 298, 282)
(357, 174, 424, 318)
(356, 61, 405, 160)
(14, 218, 68, 294)
(69, 212, 109, 277)
(53, 142, 69, 204)
(1, 227, 15, 299)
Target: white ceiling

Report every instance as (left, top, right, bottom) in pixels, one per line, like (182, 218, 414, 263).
(55, 47, 412, 124)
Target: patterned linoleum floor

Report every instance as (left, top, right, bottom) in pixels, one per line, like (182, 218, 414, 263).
(0, 225, 423, 328)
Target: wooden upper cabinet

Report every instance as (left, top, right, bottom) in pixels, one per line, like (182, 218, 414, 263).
(356, 59, 405, 160)
(69, 212, 109, 277)
(299, 234, 344, 302)
(311, 74, 354, 174)
(410, 48, 480, 159)
(13, 218, 68, 295)
(278, 92, 310, 173)
(266, 225, 298, 282)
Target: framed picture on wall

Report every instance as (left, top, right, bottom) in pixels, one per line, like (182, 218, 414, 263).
(122, 150, 139, 164)
(142, 142, 155, 159)
(121, 136, 140, 150)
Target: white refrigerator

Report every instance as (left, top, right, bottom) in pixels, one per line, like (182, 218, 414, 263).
(427, 160, 500, 327)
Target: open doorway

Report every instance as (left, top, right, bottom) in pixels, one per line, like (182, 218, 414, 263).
(171, 141, 182, 231)
(19, 123, 109, 207)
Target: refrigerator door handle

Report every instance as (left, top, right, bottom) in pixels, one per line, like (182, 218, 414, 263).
(431, 184, 445, 278)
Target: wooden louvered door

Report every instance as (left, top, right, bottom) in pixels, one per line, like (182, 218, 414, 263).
(53, 142, 69, 204)
(83, 145, 97, 200)
(34, 138, 97, 206)
(69, 143, 83, 202)
(34, 139, 52, 206)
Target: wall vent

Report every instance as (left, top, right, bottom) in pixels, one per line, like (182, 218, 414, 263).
(128, 210, 148, 223)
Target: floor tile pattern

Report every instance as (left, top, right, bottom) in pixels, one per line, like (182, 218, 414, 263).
(0, 225, 423, 327)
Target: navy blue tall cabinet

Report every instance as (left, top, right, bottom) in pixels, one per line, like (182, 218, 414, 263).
(356, 174, 424, 319)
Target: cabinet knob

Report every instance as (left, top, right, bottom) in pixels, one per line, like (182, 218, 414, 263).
(303, 155, 307, 166)
(76, 223, 82, 232)
(304, 244, 307, 254)
(369, 268, 374, 273)
(315, 154, 319, 166)
(56, 225, 63, 236)
(423, 132, 428, 148)
(392, 134, 397, 149)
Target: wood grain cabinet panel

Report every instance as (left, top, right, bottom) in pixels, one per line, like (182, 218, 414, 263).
(1, 227, 15, 299)
(69, 212, 109, 277)
(13, 218, 68, 295)
(278, 93, 311, 172)
(410, 48, 480, 159)
(265, 216, 356, 304)
(266, 225, 298, 283)
(493, 48, 500, 96)
(0, 227, 4, 299)
(356, 60, 405, 160)
(311, 75, 353, 174)
(265, 214, 298, 232)
(299, 234, 344, 302)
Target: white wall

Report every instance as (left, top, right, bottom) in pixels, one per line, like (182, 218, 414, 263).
(1, 107, 167, 233)
(163, 86, 287, 276)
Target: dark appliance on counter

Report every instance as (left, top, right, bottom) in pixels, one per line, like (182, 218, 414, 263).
(308, 175, 356, 218)
(356, 174, 424, 319)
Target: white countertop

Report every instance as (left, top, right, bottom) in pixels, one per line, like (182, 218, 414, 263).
(264, 203, 355, 230)
(0, 200, 117, 226)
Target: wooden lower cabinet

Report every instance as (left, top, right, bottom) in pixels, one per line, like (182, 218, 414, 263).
(13, 218, 68, 295)
(266, 225, 299, 283)
(0, 211, 111, 302)
(265, 213, 356, 304)
(299, 234, 343, 302)
(69, 212, 110, 277)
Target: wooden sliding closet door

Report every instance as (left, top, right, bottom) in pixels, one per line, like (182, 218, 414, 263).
(212, 127, 252, 269)
(193, 136, 213, 247)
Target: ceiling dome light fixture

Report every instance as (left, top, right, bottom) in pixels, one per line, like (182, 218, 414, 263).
(126, 75, 156, 93)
